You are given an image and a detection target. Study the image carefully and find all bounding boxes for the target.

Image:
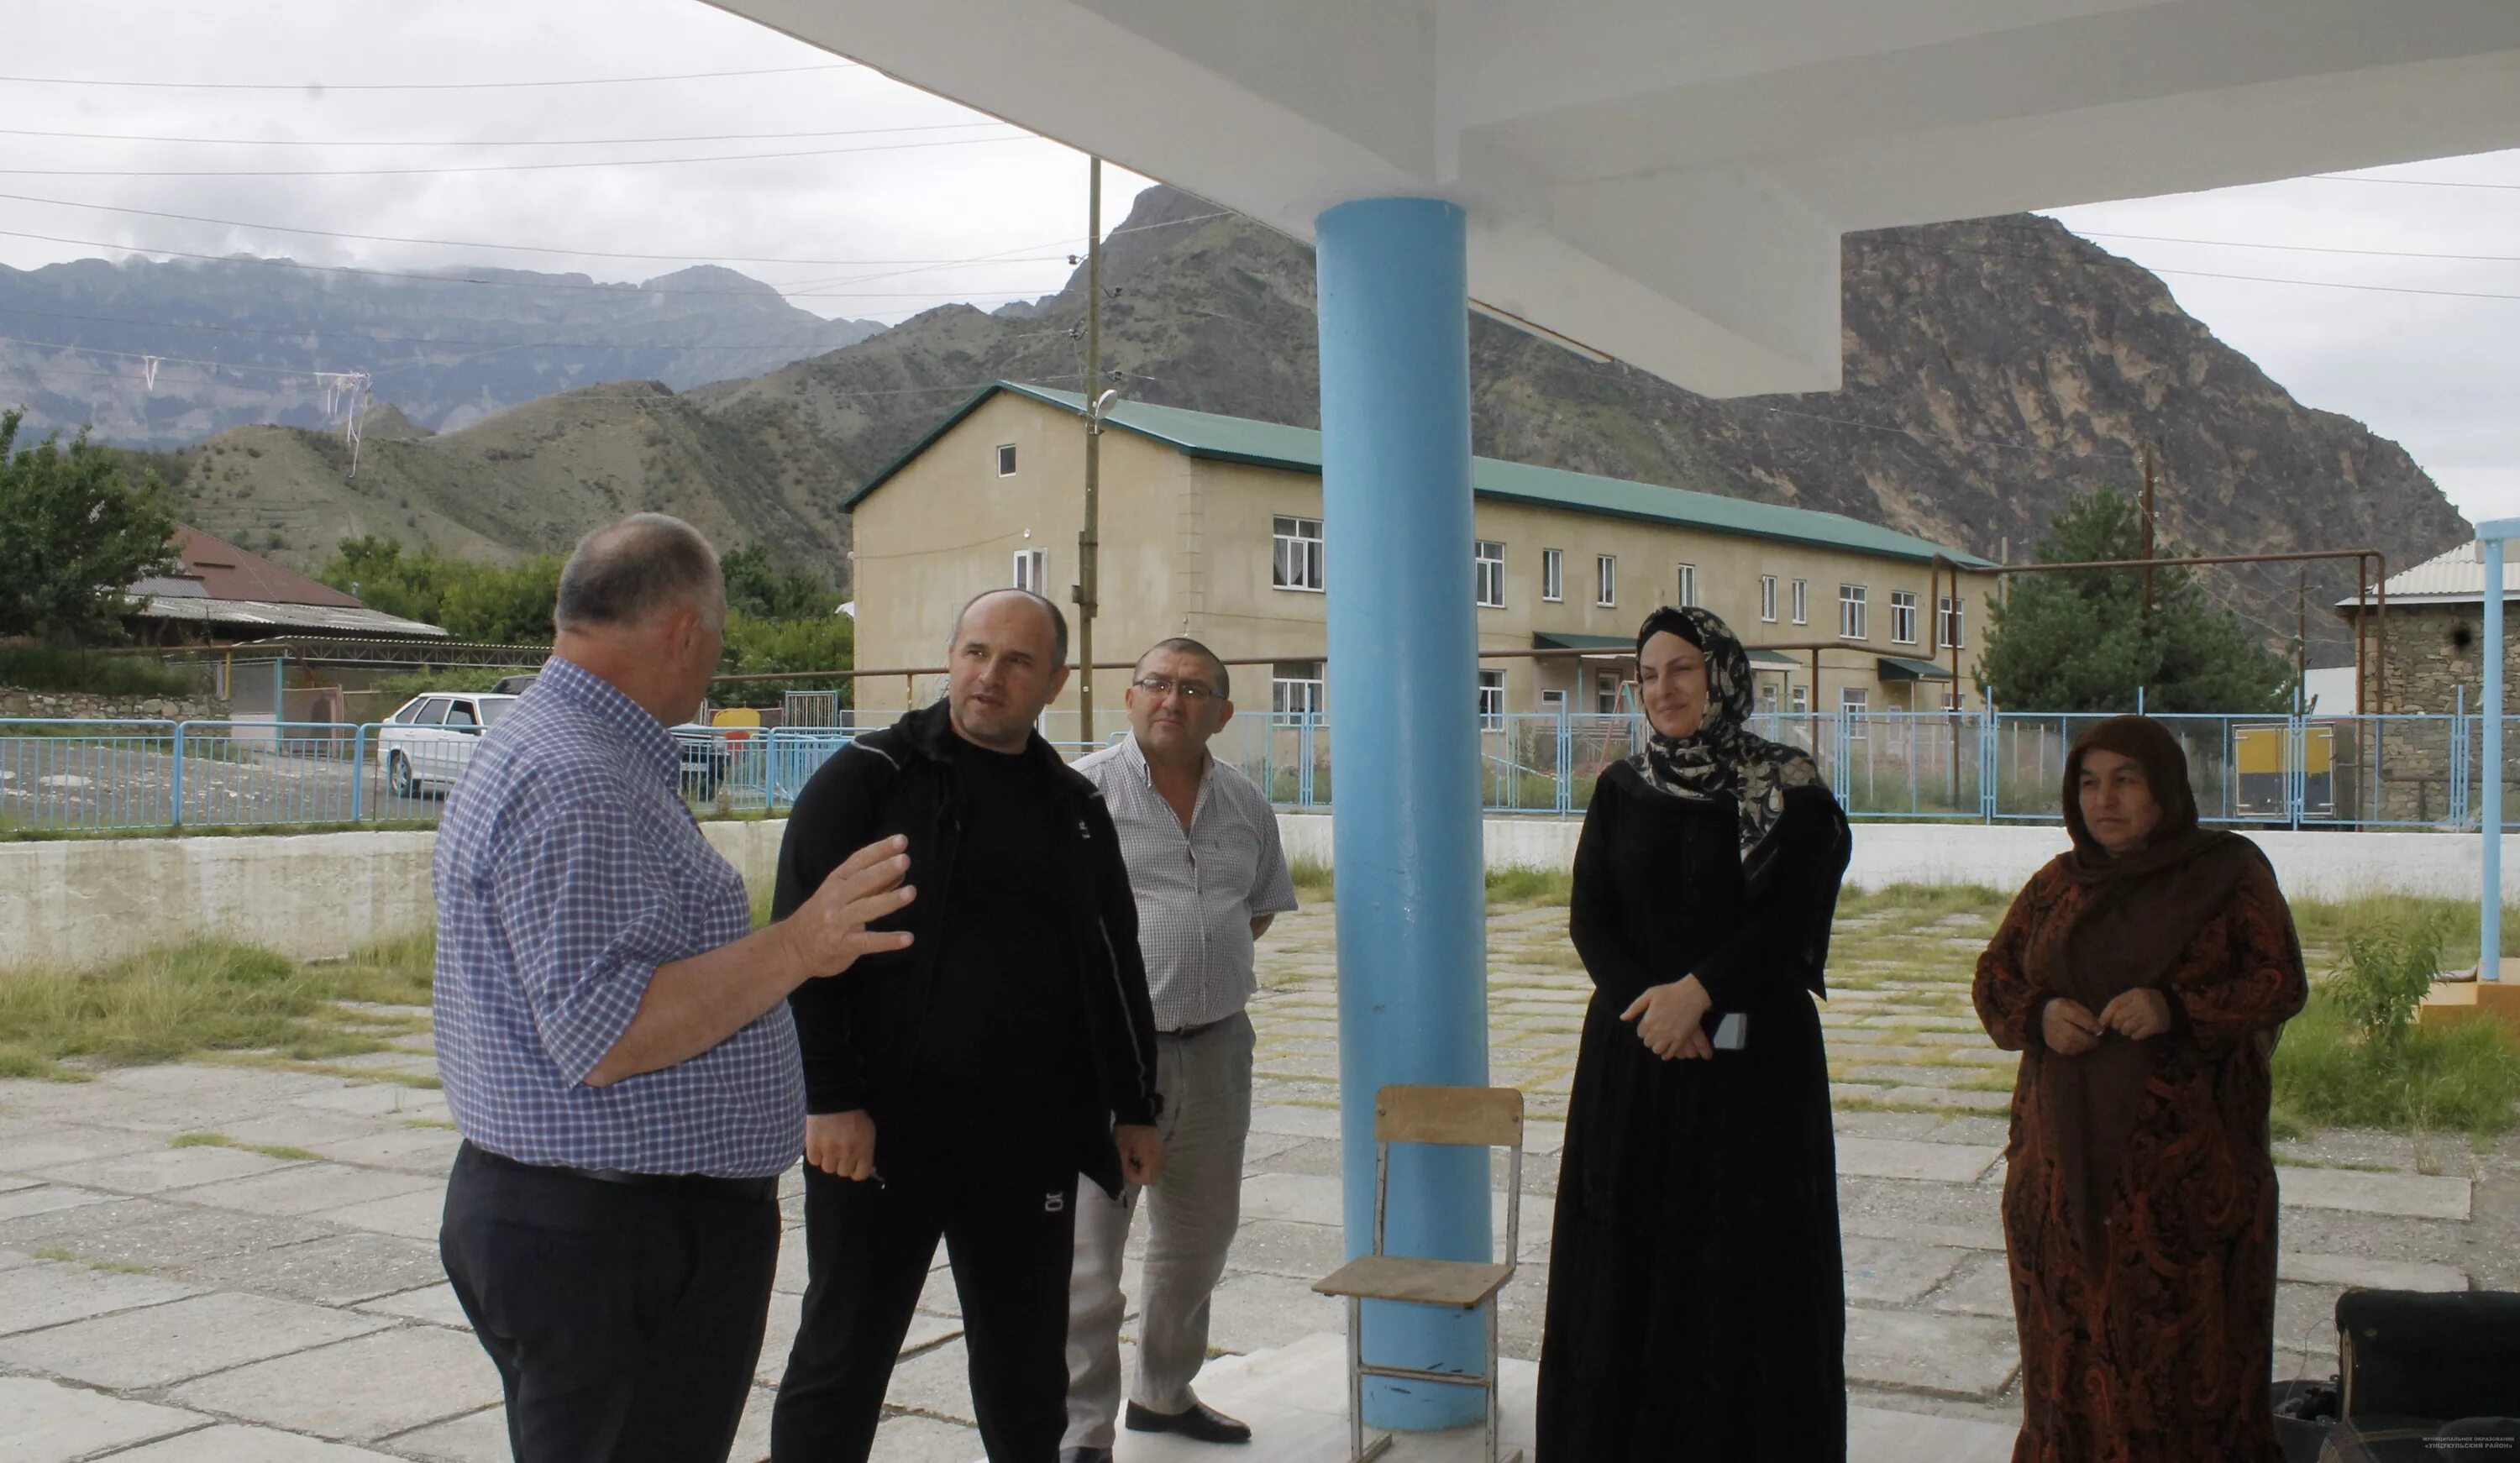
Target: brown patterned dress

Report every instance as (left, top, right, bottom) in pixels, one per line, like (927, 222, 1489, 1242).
(1973, 854, 2307, 1463)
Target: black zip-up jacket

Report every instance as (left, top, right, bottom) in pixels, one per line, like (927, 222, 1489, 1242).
(775, 700, 1162, 1198)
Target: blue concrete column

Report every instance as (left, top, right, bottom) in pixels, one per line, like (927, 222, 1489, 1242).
(1315, 196, 1490, 1429)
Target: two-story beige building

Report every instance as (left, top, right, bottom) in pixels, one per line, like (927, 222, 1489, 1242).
(843, 383, 1994, 723)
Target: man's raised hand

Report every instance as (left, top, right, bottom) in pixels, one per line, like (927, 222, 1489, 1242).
(784, 835, 916, 978)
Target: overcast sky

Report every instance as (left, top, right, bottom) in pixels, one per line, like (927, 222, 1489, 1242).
(3, 0, 2512, 525)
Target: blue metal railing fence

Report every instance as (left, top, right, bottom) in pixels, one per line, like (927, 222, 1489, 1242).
(3, 707, 2515, 836)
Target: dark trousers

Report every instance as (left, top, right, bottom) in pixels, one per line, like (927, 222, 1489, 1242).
(440, 1141, 781, 1463)
(771, 1130, 1080, 1462)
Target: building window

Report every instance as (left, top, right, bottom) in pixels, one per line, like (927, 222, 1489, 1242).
(1760, 575, 1778, 623)
(995, 443, 1017, 476)
(1474, 540, 1506, 608)
(1595, 554, 1617, 607)
(1938, 595, 1967, 650)
(1756, 680, 1779, 715)
(1596, 672, 1625, 715)
(1012, 548, 1047, 596)
(1541, 548, 1564, 603)
(1789, 684, 1809, 714)
(1838, 584, 1868, 639)
(1478, 669, 1506, 723)
(1675, 563, 1698, 608)
(1791, 579, 1809, 625)
(1541, 688, 1568, 716)
(1271, 661, 1325, 721)
(1273, 515, 1325, 592)
(1841, 685, 1869, 738)
(1889, 590, 1919, 645)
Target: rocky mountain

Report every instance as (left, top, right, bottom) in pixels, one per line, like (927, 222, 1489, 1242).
(50, 185, 2467, 657)
(0, 254, 882, 445)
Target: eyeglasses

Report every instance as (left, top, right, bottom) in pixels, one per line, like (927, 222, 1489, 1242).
(1131, 676, 1218, 702)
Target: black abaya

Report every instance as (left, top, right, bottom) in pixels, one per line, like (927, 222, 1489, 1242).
(1535, 765, 1851, 1461)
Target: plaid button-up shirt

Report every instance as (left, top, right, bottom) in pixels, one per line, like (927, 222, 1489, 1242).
(1074, 733, 1298, 1032)
(431, 656, 802, 1177)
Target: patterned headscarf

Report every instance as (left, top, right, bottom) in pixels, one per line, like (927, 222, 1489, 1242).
(1625, 606, 1827, 894)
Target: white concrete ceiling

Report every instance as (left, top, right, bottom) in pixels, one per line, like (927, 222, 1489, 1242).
(706, 0, 2520, 396)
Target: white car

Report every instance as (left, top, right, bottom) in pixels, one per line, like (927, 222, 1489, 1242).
(377, 692, 519, 798)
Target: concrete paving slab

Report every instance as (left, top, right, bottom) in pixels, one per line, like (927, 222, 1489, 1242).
(306, 1125, 461, 1174)
(104, 1423, 412, 1461)
(0, 1375, 207, 1463)
(2276, 1166, 2471, 1220)
(1205, 1270, 1348, 1355)
(1842, 1234, 1969, 1305)
(212, 1109, 404, 1149)
(318, 1185, 447, 1240)
(1880, 1086, 2013, 1113)
(0, 1257, 198, 1335)
(0, 1289, 395, 1388)
(292, 1083, 451, 1121)
(869, 1413, 986, 1461)
(0, 1246, 38, 1271)
(1844, 1307, 2021, 1399)
(2276, 1282, 2346, 1361)
(1836, 1137, 2003, 1185)
(774, 1223, 810, 1295)
(1225, 1217, 1349, 1280)
(65, 1198, 337, 1268)
(2278, 1250, 2467, 1293)
(0, 1123, 165, 1172)
(1249, 1104, 1343, 1141)
(169, 1324, 503, 1441)
(384, 1406, 508, 1463)
(1927, 1253, 2018, 1319)
(179, 1230, 445, 1306)
(885, 1336, 979, 1424)
(32, 1142, 302, 1195)
(1851, 1403, 2019, 1462)
(175, 1161, 436, 1219)
(0, 1183, 107, 1221)
(358, 1282, 475, 1329)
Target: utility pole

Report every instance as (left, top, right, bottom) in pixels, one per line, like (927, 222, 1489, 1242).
(2139, 443, 2157, 628)
(2296, 570, 2308, 708)
(1074, 156, 1104, 745)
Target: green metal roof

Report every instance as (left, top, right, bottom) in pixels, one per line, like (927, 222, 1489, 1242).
(1530, 631, 1634, 653)
(847, 382, 1995, 569)
(1746, 648, 1799, 666)
(1876, 654, 1955, 682)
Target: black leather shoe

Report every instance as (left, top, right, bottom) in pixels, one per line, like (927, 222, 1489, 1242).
(1125, 1400, 1252, 1444)
(1059, 1450, 1114, 1463)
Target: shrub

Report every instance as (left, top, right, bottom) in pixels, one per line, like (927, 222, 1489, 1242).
(0, 644, 196, 697)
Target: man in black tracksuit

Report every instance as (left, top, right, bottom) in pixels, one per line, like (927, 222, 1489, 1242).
(769, 589, 1164, 1463)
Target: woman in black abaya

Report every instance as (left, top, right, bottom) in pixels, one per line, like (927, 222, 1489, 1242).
(1535, 606, 1853, 1461)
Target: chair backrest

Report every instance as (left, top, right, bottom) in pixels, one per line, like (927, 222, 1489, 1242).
(1375, 1084, 1523, 1148)
(1370, 1085, 1525, 1265)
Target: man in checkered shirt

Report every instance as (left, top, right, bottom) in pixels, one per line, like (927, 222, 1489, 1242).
(1061, 637, 1299, 1461)
(432, 514, 915, 1463)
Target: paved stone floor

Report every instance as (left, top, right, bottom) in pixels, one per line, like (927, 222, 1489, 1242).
(4, 894, 2515, 1460)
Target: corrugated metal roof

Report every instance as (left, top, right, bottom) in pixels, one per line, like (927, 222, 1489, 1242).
(2334, 540, 2520, 608)
(134, 597, 449, 638)
(849, 382, 1996, 569)
(161, 525, 365, 608)
(1877, 655, 1955, 682)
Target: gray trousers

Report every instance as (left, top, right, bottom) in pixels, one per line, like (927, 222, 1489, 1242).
(1063, 1012, 1254, 1450)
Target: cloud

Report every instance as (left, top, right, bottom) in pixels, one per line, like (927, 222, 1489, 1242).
(5, 0, 2509, 526)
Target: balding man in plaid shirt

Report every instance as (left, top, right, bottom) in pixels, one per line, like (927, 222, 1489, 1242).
(1061, 637, 1298, 1462)
(433, 514, 915, 1463)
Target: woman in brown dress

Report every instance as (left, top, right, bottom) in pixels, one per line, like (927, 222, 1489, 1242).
(1973, 716, 2307, 1463)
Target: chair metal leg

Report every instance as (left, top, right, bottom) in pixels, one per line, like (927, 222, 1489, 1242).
(1348, 1295, 1365, 1463)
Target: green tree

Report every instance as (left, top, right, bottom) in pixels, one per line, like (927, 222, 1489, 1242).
(722, 543, 834, 621)
(317, 537, 559, 642)
(715, 611, 854, 708)
(0, 411, 178, 643)
(1978, 490, 2293, 714)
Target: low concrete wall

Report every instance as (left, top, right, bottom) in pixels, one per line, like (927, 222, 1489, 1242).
(6, 815, 2512, 970)
(0, 688, 230, 721)
(1279, 813, 2520, 904)
(0, 820, 791, 968)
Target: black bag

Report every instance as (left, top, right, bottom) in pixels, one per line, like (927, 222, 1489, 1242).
(2313, 1290, 2520, 1462)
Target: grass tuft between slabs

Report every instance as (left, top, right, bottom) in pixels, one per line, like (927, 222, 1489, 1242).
(0, 935, 433, 1081)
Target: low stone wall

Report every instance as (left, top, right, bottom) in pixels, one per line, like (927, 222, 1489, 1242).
(0, 688, 230, 721)
(5, 815, 2513, 970)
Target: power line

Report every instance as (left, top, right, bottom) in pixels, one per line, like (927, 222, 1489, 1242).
(0, 191, 1076, 268)
(2307, 171, 2520, 193)
(0, 134, 1043, 180)
(2064, 228, 2520, 266)
(0, 120, 1016, 149)
(0, 63, 864, 91)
